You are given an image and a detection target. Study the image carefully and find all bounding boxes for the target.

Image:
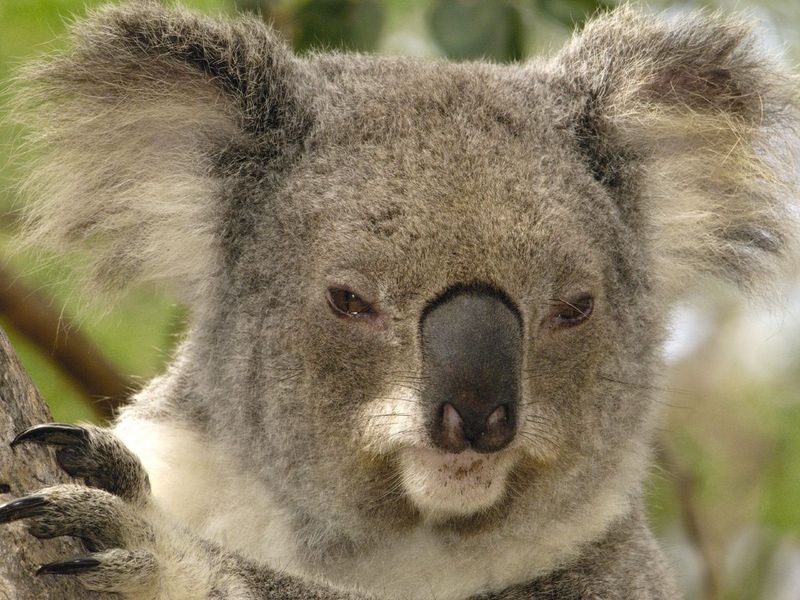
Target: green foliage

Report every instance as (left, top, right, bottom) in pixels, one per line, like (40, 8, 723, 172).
(0, 237, 185, 424)
(428, 0, 524, 62)
(760, 395, 800, 535)
(536, 0, 615, 29)
(293, 0, 385, 52)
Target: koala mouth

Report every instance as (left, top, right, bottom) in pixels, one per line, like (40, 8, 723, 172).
(397, 447, 517, 518)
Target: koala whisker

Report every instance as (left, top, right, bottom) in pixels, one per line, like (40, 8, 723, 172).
(387, 384, 423, 396)
(596, 374, 687, 396)
(390, 383, 424, 394)
(384, 427, 426, 442)
(521, 427, 560, 443)
(499, 480, 529, 512)
(366, 413, 413, 420)
(523, 412, 557, 422)
(546, 298, 582, 311)
(523, 426, 559, 440)
(521, 423, 561, 441)
(523, 414, 559, 427)
(385, 377, 426, 390)
(376, 394, 423, 405)
(361, 477, 407, 512)
(375, 395, 420, 403)
(517, 430, 562, 453)
(266, 366, 306, 381)
(383, 370, 428, 382)
(518, 427, 560, 444)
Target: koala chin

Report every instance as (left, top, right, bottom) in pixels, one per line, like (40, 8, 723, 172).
(4, 3, 799, 600)
(362, 387, 518, 518)
(398, 447, 517, 517)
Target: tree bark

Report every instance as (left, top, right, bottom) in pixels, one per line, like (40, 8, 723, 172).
(0, 326, 113, 599)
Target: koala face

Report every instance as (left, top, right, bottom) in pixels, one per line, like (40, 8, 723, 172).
(223, 63, 663, 543)
(17, 2, 798, 569)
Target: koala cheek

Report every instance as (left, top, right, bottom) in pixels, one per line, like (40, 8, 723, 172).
(356, 385, 427, 454)
(514, 403, 566, 465)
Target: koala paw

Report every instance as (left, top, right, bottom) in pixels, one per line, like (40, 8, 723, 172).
(0, 484, 160, 593)
(12, 423, 151, 503)
(3, 424, 177, 597)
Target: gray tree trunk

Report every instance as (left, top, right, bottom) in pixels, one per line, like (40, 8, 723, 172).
(0, 326, 113, 599)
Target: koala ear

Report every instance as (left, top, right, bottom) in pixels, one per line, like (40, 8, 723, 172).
(15, 3, 312, 301)
(554, 8, 800, 294)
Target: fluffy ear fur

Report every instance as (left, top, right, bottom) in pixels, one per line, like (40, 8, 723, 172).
(15, 2, 312, 300)
(554, 8, 800, 294)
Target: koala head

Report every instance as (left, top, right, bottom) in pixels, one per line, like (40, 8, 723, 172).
(18, 3, 799, 561)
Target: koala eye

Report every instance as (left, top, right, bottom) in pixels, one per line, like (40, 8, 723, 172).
(327, 288, 375, 318)
(549, 294, 594, 328)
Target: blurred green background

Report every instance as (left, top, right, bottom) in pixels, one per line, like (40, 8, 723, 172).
(1, 1, 799, 598)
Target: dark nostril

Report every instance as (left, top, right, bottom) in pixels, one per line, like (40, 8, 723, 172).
(486, 404, 508, 430)
(439, 403, 468, 453)
(442, 403, 462, 434)
(433, 402, 516, 454)
(476, 403, 515, 453)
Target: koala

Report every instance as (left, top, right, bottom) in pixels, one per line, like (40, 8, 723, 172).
(2, 2, 798, 599)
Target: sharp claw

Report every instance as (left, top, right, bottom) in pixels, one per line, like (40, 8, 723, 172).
(11, 424, 88, 449)
(0, 495, 48, 524)
(37, 557, 101, 575)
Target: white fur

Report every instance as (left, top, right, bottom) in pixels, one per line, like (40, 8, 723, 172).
(358, 384, 427, 453)
(358, 385, 563, 518)
(113, 417, 304, 576)
(116, 413, 647, 600)
(397, 447, 516, 518)
(360, 385, 517, 517)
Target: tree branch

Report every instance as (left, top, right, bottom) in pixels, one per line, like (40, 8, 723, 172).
(0, 263, 132, 421)
(657, 436, 721, 600)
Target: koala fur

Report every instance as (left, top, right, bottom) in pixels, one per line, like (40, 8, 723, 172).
(5, 2, 800, 599)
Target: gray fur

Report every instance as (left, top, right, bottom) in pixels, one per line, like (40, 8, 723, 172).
(7, 3, 800, 599)
(54, 424, 152, 504)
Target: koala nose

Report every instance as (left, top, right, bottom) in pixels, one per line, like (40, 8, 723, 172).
(420, 284, 522, 454)
(439, 401, 516, 454)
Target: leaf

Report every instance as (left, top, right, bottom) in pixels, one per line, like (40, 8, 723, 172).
(292, 0, 385, 52)
(428, 0, 524, 62)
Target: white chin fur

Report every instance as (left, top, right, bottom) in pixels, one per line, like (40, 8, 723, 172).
(398, 447, 516, 518)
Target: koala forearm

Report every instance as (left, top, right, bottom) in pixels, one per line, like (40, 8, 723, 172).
(1, 424, 366, 600)
(225, 567, 364, 600)
(169, 541, 367, 600)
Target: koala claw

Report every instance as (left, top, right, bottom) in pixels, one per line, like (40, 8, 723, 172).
(11, 423, 89, 448)
(0, 484, 150, 549)
(37, 549, 161, 595)
(37, 556, 102, 576)
(12, 423, 150, 503)
(0, 494, 48, 524)
(0, 482, 171, 597)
